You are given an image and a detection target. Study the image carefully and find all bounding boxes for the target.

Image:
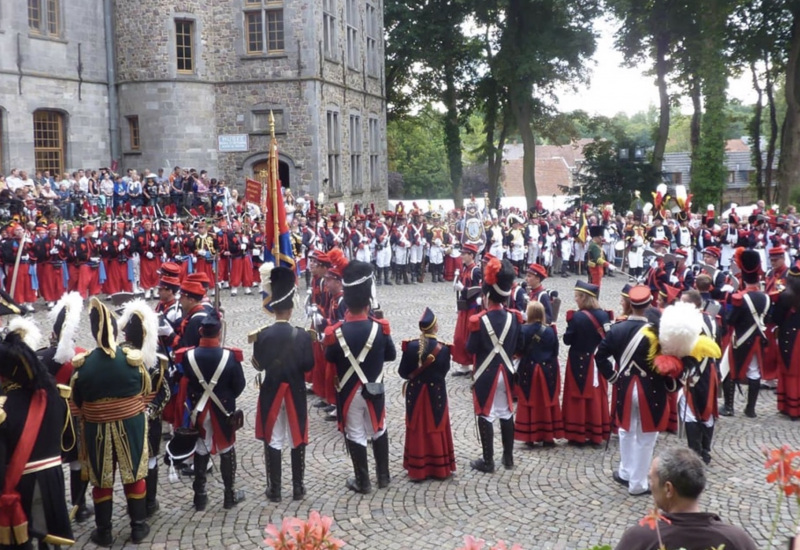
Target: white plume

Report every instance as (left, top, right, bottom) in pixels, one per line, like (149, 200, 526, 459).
(674, 185, 687, 202)
(7, 316, 43, 350)
(656, 183, 667, 196)
(49, 291, 84, 364)
(643, 203, 653, 215)
(259, 262, 275, 294)
(659, 302, 701, 358)
(118, 298, 159, 369)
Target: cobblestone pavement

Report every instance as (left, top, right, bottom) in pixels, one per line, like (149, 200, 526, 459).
(45, 271, 799, 549)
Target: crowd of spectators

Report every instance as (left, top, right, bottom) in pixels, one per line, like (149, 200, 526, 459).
(0, 166, 245, 222)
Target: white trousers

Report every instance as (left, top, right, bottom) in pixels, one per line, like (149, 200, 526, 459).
(268, 402, 294, 451)
(480, 370, 513, 423)
(375, 246, 392, 268)
(195, 412, 233, 456)
(618, 386, 658, 495)
(344, 390, 386, 447)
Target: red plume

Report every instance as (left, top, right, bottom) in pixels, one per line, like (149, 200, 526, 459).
(654, 355, 683, 379)
(733, 246, 745, 272)
(484, 258, 502, 285)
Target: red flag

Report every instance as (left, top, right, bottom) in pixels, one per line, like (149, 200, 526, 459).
(245, 178, 262, 205)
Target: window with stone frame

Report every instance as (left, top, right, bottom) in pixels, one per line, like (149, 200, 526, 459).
(28, 0, 60, 37)
(349, 114, 362, 192)
(244, 0, 285, 55)
(323, 0, 337, 61)
(127, 116, 141, 151)
(365, 2, 379, 76)
(327, 110, 341, 194)
(345, 0, 359, 69)
(33, 110, 65, 179)
(175, 19, 195, 73)
(368, 117, 380, 189)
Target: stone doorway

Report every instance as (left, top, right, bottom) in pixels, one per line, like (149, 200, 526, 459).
(252, 159, 290, 189)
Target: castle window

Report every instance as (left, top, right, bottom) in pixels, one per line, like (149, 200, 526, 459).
(346, 0, 359, 69)
(323, 0, 337, 60)
(350, 114, 362, 192)
(28, 0, 60, 37)
(245, 1, 285, 55)
(33, 110, 65, 179)
(252, 109, 285, 134)
(366, 3, 379, 75)
(127, 116, 141, 151)
(175, 20, 195, 73)
(368, 117, 380, 188)
(327, 110, 341, 194)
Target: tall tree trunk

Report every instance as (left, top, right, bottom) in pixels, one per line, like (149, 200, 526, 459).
(510, 92, 537, 209)
(652, 33, 670, 174)
(765, 56, 779, 205)
(750, 61, 764, 200)
(689, 74, 702, 187)
(443, 63, 464, 208)
(778, 11, 800, 209)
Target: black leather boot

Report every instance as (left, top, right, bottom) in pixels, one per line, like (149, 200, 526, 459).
(70, 468, 93, 522)
(372, 432, 391, 488)
(383, 267, 392, 285)
(745, 378, 760, 418)
(345, 439, 372, 494)
(701, 425, 714, 465)
(127, 496, 150, 544)
(265, 443, 282, 502)
(145, 466, 159, 517)
(402, 265, 411, 285)
(470, 417, 495, 473)
(90, 499, 114, 547)
(291, 445, 306, 500)
(719, 376, 735, 416)
(221, 448, 245, 509)
(305, 268, 311, 288)
(500, 418, 515, 470)
(410, 264, 418, 284)
(685, 422, 703, 458)
(192, 453, 209, 511)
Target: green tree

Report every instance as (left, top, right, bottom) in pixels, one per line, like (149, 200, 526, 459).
(485, 0, 599, 209)
(572, 139, 660, 214)
(387, 107, 451, 199)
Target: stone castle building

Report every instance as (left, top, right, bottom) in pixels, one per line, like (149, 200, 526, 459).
(0, 0, 388, 205)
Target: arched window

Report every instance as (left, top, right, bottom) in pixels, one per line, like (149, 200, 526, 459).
(33, 110, 65, 178)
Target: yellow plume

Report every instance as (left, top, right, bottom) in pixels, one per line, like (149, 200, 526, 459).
(644, 327, 660, 368)
(689, 336, 722, 362)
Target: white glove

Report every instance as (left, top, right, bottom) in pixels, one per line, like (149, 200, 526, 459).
(50, 247, 59, 255)
(720, 284, 734, 293)
(146, 252, 154, 259)
(240, 244, 247, 251)
(312, 313, 324, 327)
(150, 241, 156, 247)
(607, 264, 616, 272)
(192, 255, 198, 264)
(157, 321, 174, 337)
(454, 280, 464, 292)
(242, 237, 249, 244)
(118, 244, 125, 252)
(669, 274, 678, 284)
(476, 297, 482, 307)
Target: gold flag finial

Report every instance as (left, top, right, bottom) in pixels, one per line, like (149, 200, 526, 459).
(269, 110, 275, 138)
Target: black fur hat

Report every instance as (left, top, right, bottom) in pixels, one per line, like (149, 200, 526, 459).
(342, 261, 375, 311)
(269, 266, 297, 312)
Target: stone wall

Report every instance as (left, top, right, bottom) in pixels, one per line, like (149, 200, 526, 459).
(0, 0, 110, 173)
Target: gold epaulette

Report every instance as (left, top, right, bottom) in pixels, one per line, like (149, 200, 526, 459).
(0, 396, 6, 426)
(123, 348, 144, 368)
(56, 384, 72, 400)
(71, 352, 87, 368)
(157, 353, 169, 369)
(247, 325, 269, 344)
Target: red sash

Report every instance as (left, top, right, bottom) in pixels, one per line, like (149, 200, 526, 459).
(0, 389, 47, 546)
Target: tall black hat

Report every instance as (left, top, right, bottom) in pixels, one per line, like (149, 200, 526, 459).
(342, 261, 375, 311)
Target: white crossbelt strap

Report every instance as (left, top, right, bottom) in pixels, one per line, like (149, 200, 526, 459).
(335, 322, 380, 390)
(618, 325, 649, 377)
(473, 313, 513, 383)
(187, 349, 230, 424)
(735, 293, 766, 348)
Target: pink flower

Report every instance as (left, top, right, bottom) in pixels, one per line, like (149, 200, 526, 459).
(458, 535, 486, 550)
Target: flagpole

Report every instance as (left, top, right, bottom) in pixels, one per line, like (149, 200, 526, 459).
(269, 110, 280, 261)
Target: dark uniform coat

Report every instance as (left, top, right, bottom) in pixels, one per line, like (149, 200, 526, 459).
(595, 316, 678, 433)
(466, 303, 523, 416)
(452, 262, 482, 366)
(726, 289, 769, 382)
(176, 339, 245, 453)
(252, 322, 314, 447)
(324, 312, 396, 434)
(770, 293, 800, 418)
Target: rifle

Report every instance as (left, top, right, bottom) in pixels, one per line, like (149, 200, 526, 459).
(9, 231, 29, 299)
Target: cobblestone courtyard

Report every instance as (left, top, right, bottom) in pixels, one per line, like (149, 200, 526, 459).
(54, 273, 798, 549)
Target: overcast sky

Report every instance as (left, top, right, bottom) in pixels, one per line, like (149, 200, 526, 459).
(554, 17, 758, 117)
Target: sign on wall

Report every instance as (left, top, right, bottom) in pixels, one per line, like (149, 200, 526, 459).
(218, 134, 249, 152)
